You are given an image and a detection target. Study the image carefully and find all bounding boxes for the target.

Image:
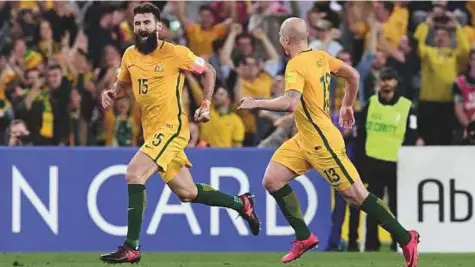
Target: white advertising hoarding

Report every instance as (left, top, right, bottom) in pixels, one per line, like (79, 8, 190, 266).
(398, 147, 475, 253)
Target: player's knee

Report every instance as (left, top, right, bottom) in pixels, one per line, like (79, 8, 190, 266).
(262, 175, 283, 192)
(125, 166, 142, 184)
(340, 182, 368, 207)
(176, 187, 198, 203)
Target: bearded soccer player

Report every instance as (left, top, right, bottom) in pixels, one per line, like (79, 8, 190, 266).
(239, 18, 420, 266)
(100, 3, 259, 264)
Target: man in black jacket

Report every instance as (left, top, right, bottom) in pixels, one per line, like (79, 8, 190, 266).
(355, 67, 422, 252)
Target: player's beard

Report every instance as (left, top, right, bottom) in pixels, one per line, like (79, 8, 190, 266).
(135, 30, 159, 54)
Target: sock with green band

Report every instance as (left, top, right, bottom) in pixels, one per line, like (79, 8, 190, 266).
(192, 183, 243, 211)
(125, 184, 147, 250)
(360, 193, 411, 246)
(271, 184, 311, 241)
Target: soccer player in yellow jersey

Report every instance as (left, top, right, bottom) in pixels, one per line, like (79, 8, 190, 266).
(239, 18, 420, 266)
(99, 3, 259, 264)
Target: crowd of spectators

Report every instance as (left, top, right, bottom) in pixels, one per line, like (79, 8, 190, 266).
(1, 1, 475, 148)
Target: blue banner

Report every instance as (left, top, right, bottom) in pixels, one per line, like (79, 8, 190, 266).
(0, 148, 332, 252)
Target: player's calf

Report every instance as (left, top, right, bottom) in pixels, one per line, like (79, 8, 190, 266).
(343, 181, 417, 266)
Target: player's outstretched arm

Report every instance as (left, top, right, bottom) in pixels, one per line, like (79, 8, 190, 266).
(101, 80, 130, 109)
(200, 63, 217, 102)
(334, 63, 360, 108)
(193, 63, 216, 123)
(334, 63, 360, 129)
(238, 89, 301, 112)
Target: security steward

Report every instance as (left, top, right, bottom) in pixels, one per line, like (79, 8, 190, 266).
(355, 67, 421, 252)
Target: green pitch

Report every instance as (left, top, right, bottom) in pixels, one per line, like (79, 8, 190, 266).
(3, 252, 475, 267)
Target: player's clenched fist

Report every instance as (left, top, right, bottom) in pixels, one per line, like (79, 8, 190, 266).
(101, 89, 116, 109)
(238, 97, 258, 110)
(338, 106, 355, 129)
(194, 99, 211, 123)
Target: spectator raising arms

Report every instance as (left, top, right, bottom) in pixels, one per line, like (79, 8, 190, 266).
(415, 11, 470, 145)
(173, 2, 232, 58)
(0, 1, 474, 149)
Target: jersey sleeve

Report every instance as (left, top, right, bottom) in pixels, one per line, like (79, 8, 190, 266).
(327, 52, 344, 73)
(175, 45, 206, 74)
(184, 22, 199, 35)
(212, 23, 228, 38)
(284, 60, 305, 94)
(117, 49, 131, 83)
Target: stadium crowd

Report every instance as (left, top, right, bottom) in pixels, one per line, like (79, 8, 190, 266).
(1, 0, 475, 148)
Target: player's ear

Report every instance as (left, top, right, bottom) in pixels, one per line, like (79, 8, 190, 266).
(284, 36, 290, 45)
(156, 21, 162, 32)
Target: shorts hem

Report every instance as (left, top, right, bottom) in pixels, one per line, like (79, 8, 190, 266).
(271, 159, 304, 176)
(139, 148, 166, 172)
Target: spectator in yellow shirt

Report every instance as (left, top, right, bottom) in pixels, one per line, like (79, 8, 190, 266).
(201, 87, 245, 147)
(352, 2, 408, 51)
(416, 14, 470, 145)
(174, 2, 231, 58)
(221, 26, 281, 145)
(0, 38, 43, 97)
(186, 74, 245, 148)
(37, 20, 62, 60)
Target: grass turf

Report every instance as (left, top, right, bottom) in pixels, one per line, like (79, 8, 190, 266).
(2, 252, 475, 267)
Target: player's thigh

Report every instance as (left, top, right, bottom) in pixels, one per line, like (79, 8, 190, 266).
(126, 150, 159, 184)
(139, 126, 190, 183)
(267, 137, 310, 192)
(306, 147, 361, 192)
(167, 165, 197, 202)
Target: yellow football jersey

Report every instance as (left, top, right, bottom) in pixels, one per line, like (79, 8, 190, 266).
(117, 42, 206, 141)
(200, 107, 245, 147)
(285, 49, 345, 151)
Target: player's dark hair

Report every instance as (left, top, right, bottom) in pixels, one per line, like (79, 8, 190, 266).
(133, 2, 161, 21)
(380, 67, 399, 81)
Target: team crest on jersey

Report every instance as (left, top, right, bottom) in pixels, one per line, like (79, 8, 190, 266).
(316, 57, 323, 68)
(155, 64, 164, 72)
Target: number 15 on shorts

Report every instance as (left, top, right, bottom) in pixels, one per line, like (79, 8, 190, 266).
(145, 133, 164, 149)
